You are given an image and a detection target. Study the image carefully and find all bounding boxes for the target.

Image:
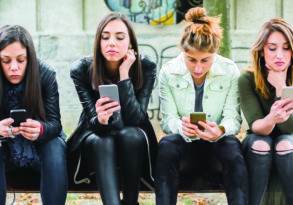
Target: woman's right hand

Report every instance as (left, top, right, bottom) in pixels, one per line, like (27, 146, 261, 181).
(181, 116, 198, 137)
(0, 118, 19, 138)
(268, 98, 293, 124)
(96, 97, 121, 125)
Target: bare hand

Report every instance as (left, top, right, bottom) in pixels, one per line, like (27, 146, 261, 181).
(19, 119, 41, 141)
(267, 64, 287, 97)
(181, 116, 199, 138)
(0, 118, 18, 138)
(268, 98, 293, 124)
(119, 49, 136, 81)
(195, 121, 223, 141)
(96, 97, 121, 125)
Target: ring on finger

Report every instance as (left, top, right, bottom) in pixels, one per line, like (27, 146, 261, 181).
(8, 126, 15, 138)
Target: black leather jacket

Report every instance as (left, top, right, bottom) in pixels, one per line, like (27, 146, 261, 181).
(67, 57, 158, 184)
(0, 61, 62, 142)
(67, 56, 157, 152)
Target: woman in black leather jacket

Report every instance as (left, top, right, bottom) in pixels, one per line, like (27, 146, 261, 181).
(0, 25, 67, 205)
(67, 13, 157, 205)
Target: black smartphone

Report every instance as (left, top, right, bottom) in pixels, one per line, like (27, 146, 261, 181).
(98, 84, 120, 102)
(10, 109, 28, 127)
(190, 112, 206, 131)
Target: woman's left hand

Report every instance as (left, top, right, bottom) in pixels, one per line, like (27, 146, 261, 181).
(195, 121, 223, 142)
(119, 49, 136, 81)
(19, 119, 42, 141)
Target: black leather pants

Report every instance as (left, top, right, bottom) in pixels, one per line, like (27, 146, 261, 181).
(82, 127, 147, 205)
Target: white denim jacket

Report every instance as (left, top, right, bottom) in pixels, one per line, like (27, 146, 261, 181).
(159, 53, 242, 142)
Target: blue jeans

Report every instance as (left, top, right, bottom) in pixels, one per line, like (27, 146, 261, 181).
(243, 133, 293, 205)
(0, 136, 68, 205)
(155, 134, 248, 205)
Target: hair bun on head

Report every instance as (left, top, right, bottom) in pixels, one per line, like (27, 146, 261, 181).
(185, 7, 208, 24)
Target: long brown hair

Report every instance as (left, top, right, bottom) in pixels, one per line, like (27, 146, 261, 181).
(0, 25, 45, 119)
(251, 17, 293, 99)
(91, 12, 143, 91)
(180, 7, 223, 53)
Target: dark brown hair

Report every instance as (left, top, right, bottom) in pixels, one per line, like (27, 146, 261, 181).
(0, 25, 45, 119)
(91, 12, 143, 90)
(180, 7, 223, 53)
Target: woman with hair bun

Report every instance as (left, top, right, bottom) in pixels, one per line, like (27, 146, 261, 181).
(155, 7, 248, 205)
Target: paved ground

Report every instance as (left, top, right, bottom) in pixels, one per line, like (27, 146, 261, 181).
(6, 193, 227, 205)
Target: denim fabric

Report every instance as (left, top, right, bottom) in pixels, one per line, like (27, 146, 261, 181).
(243, 133, 293, 205)
(0, 136, 67, 205)
(155, 134, 248, 205)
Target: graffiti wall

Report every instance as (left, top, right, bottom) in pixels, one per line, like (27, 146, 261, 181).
(105, 0, 202, 25)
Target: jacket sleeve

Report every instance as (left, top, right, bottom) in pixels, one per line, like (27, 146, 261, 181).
(70, 58, 111, 132)
(238, 71, 265, 129)
(158, 64, 192, 142)
(117, 58, 156, 126)
(37, 62, 62, 142)
(218, 64, 242, 136)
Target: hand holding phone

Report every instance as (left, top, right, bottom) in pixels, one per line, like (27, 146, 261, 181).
(190, 112, 206, 131)
(10, 109, 28, 127)
(97, 85, 121, 125)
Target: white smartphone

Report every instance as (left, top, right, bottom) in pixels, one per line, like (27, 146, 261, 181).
(98, 84, 120, 102)
(282, 87, 293, 99)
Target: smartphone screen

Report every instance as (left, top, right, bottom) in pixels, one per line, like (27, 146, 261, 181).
(98, 84, 120, 102)
(282, 87, 293, 99)
(10, 109, 28, 127)
(190, 112, 206, 131)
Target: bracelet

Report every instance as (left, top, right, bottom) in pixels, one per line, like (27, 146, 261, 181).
(219, 125, 225, 134)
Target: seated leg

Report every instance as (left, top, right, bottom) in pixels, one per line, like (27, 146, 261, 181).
(242, 134, 273, 205)
(83, 133, 120, 205)
(37, 135, 67, 205)
(275, 134, 293, 204)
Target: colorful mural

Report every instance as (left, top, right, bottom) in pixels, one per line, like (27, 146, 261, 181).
(104, 0, 202, 25)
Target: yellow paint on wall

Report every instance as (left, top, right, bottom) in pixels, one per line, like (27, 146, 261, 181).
(150, 11, 175, 26)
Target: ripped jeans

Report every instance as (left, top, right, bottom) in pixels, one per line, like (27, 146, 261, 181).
(243, 133, 293, 205)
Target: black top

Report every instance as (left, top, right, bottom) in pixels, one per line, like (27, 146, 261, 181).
(0, 61, 62, 142)
(67, 56, 157, 152)
(238, 71, 293, 135)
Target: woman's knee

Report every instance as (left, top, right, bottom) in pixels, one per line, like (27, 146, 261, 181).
(245, 134, 273, 155)
(39, 137, 66, 163)
(157, 134, 182, 160)
(118, 127, 146, 147)
(275, 134, 293, 156)
(83, 133, 115, 152)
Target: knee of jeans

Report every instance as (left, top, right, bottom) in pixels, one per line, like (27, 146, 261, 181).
(158, 138, 178, 159)
(251, 140, 271, 155)
(40, 138, 67, 169)
(118, 127, 145, 147)
(276, 140, 293, 155)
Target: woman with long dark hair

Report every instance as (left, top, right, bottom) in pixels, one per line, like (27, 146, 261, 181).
(0, 25, 67, 205)
(67, 12, 157, 205)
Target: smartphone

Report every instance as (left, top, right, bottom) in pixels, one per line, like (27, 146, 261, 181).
(190, 112, 206, 131)
(10, 109, 28, 127)
(282, 87, 293, 99)
(98, 84, 120, 102)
